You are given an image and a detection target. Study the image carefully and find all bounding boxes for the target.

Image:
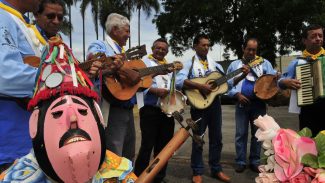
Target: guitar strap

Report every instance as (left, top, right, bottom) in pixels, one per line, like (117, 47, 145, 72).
(214, 65, 225, 76)
(187, 56, 195, 79)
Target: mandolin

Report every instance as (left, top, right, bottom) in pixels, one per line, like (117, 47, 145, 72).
(78, 44, 147, 72)
(185, 57, 264, 109)
(106, 61, 183, 101)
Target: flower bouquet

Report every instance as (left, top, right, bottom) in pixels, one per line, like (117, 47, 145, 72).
(254, 115, 325, 183)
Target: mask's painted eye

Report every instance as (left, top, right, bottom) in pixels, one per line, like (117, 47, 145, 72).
(52, 111, 63, 119)
(78, 109, 88, 116)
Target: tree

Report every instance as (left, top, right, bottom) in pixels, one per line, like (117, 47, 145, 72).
(154, 0, 325, 65)
(134, 0, 160, 46)
(63, 0, 79, 48)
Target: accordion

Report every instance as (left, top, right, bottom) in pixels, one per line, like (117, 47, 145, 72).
(296, 56, 325, 106)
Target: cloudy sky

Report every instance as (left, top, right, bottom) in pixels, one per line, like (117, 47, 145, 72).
(61, 3, 237, 63)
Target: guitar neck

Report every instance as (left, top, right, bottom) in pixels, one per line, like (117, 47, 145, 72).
(214, 68, 242, 86)
(138, 63, 174, 77)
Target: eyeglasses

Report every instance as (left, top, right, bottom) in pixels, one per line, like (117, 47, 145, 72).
(45, 13, 64, 21)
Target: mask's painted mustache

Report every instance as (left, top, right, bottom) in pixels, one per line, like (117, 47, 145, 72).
(59, 128, 91, 148)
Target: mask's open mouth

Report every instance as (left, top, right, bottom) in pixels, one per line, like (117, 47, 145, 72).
(59, 129, 91, 148)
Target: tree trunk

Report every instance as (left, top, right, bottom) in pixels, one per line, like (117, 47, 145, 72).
(138, 7, 141, 46)
(128, 1, 131, 48)
(69, 5, 72, 48)
(82, 14, 85, 62)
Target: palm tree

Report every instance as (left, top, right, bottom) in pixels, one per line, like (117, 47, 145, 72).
(132, 0, 160, 46)
(80, 0, 101, 40)
(63, 0, 79, 48)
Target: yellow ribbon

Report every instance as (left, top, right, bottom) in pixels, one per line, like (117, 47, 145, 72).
(302, 47, 325, 60)
(112, 40, 125, 53)
(199, 59, 208, 70)
(0, 2, 46, 45)
(148, 54, 168, 65)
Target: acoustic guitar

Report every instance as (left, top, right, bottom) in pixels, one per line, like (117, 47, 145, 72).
(185, 57, 264, 109)
(107, 61, 183, 101)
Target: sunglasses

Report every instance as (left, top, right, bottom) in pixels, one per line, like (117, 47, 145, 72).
(45, 13, 64, 21)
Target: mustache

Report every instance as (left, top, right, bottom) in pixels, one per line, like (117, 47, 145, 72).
(59, 128, 91, 148)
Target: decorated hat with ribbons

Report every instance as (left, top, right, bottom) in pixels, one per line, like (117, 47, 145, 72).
(28, 36, 98, 110)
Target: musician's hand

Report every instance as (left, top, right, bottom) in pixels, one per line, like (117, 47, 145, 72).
(153, 68, 173, 77)
(102, 56, 123, 76)
(241, 65, 250, 76)
(282, 79, 301, 90)
(236, 93, 250, 105)
(118, 67, 141, 86)
(88, 61, 102, 79)
(150, 88, 169, 98)
(198, 84, 212, 96)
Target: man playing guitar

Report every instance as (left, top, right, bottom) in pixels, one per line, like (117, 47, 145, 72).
(87, 13, 140, 162)
(176, 34, 231, 183)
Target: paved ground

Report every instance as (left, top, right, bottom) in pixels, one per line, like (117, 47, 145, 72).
(133, 105, 299, 183)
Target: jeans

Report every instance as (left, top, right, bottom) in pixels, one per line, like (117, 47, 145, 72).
(190, 98, 223, 175)
(235, 100, 266, 166)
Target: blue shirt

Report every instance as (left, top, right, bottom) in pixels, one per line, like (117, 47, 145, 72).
(278, 57, 303, 89)
(141, 55, 173, 107)
(226, 58, 276, 98)
(176, 55, 228, 90)
(0, 1, 38, 164)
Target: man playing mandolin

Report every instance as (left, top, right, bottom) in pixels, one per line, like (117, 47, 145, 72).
(134, 38, 175, 183)
(227, 37, 276, 174)
(87, 13, 140, 162)
(176, 34, 231, 183)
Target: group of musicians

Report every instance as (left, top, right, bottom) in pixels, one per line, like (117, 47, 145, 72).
(0, 0, 325, 182)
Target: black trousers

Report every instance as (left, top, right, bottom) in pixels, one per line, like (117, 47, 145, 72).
(0, 163, 12, 174)
(134, 105, 175, 182)
(299, 99, 325, 136)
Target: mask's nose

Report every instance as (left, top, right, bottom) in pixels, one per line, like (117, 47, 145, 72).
(67, 107, 78, 129)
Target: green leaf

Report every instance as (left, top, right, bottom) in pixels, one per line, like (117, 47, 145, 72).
(314, 133, 325, 153)
(318, 153, 325, 168)
(301, 154, 319, 169)
(298, 127, 312, 137)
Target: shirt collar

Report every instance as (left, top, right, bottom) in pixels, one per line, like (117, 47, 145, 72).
(36, 24, 48, 41)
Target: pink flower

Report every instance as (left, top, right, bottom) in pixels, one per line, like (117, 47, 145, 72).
(288, 172, 311, 183)
(255, 172, 280, 183)
(273, 129, 317, 181)
(304, 167, 325, 178)
(311, 172, 325, 183)
(254, 115, 281, 141)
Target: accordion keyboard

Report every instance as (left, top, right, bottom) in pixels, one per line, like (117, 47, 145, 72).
(296, 63, 314, 106)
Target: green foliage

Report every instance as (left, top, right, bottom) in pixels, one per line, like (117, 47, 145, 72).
(318, 152, 325, 168)
(314, 133, 325, 155)
(154, 0, 325, 64)
(301, 153, 319, 169)
(298, 127, 312, 137)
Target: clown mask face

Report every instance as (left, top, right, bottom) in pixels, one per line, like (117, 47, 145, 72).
(30, 95, 105, 183)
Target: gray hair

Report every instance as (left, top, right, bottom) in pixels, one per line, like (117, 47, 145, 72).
(105, 13, 130, 34)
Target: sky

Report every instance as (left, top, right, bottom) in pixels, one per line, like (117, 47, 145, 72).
(61, 2, 237, 63)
